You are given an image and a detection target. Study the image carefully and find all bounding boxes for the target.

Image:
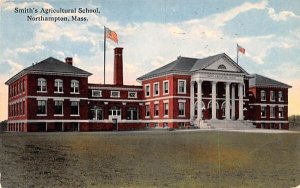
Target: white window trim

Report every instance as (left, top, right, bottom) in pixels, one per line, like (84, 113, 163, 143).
(163, 80, 169, 95)
(37, 78, 47, 93)
(54, 100, 64, 116)
(145, 105, 150, 118)
(261, 90, 266, 101)
(37, 100, 47, 116)
(70, 80, 80, 94)
(54, 79, 63, 93)
(110, 91, 120, 98)
(270, 107, 275, 118)
(178, 101, 186, 117)
(278, 107, 284, 118)
(270, 91, 275, 102)
(178, 79, 187, 94)
(154, 103, 159, 117)
(70, 101, 80, 116)
(128, 91, 137, 98)
(145, 84, 150, 97)
(261, 106, 266, 118)
(153, 82, 159, 96)
(278, 91, 283, 102)
(164, 102, 169, 117)
(92, 90, 102, 97)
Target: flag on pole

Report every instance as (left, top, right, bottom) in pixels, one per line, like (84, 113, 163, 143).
(105, 28, 118, 43)
(237, 44, 245, 54)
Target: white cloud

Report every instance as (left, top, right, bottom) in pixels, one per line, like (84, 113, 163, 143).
(268, 8, 300, 21)
(2, 60, 24, 74)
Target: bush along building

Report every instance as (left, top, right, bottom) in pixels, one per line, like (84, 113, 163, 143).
(5, 47, 292, 132)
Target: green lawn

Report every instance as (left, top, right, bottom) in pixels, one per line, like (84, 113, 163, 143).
(0, 131, 299, 188)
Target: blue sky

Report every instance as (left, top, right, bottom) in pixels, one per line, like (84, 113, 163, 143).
(0, 0, 300, 120)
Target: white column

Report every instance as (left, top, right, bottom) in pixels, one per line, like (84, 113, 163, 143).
(231, 84, 236, 120)
(197, 80, 203, 121)
(225, 82, 230, 120)
(238, 83, 244, 120)
(190, 81, 195, 120)
(211, 81, 217, 120)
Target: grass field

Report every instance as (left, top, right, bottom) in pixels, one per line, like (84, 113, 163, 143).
(0, 130, 299, 188)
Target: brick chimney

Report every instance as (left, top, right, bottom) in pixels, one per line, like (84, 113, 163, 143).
(65, 57, 73, 66)
(113, 47, 123, 85)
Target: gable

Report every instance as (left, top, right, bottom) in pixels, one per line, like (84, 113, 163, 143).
(204, 57, 240, 72)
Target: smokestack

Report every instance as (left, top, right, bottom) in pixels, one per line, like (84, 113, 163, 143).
(65, 57, 73, 66)
(113, 47, 123, 85)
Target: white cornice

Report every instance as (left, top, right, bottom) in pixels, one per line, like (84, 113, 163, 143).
(88, 86, 142, 91)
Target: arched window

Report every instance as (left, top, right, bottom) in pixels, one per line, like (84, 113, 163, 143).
(127, 107, 138, 120)
(90, 106, 103, 120)
(37, 78, 47, 92)
(208, 101, 220, 109)
(54, 79, 63, 93)
(218, 64, 226, 70)
(71, 80, 79, 93)
(261, 90, 266, 101)
(109, 106, 121, 116)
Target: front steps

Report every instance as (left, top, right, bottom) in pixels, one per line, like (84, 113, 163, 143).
(192, 119, 255, 130)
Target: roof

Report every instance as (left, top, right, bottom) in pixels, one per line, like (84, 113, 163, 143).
(249, 74, 292, 88)
(137, 53, 249, 81)
(5, 57, 92, 85)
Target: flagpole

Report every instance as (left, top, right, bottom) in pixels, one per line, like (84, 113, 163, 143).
(236, 43, 239, 65)
(104, 26, 106, 84)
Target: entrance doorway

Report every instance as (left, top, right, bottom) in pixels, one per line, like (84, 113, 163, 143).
(112, 119, 118, 131)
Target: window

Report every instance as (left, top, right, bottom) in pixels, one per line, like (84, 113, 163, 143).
(54, 79, 63, 93)
(164, 103, 169, 116)
(163, 81, 169, 94)
(145, 123, 150, 128)
(261, 90, 266, 101)
(261, 123, 266, 129)
(179, 122, 185, 128)
(54, 100, 63, 115)
(145, 105, 150, 117)
(71, 80, 79, 94)
(23, 79, 26, 93)
(178, 80, 186, 94)
(163, 122, 168, 128)
(145, 84, 150, 97)
(278, 107, 284, 118)
(154, 104, 159, 116)
(22, 101, 25, 115)
(90, 107, 103, 120)
(154, 82, 159, 96)
(278, 91, 283, 101)
(218, 64, 226, 70)
(154, 123, 159, 128)
(71, 101, 79, 115)
(109, 106, 121, 116)
(270, 123, 275, 129)
(37, 78, 47, 92)
(111, 91, 120, 98)
(261, 106, 266, 118)
(270, 107, 275, 118)
(92, 90, 102, 97)
(179, 102, 185, 116)
(128, 92, 137, 98)
(37, 100, 46, 115)
(127, 107, 138, 120)
(270, 91, 275, 101)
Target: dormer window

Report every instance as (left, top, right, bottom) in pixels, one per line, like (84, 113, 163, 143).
(37, 78, 47, 92)
(218, 64, 226, 70)
(54, 79, 63, 93)
(71, 80, 79, 94)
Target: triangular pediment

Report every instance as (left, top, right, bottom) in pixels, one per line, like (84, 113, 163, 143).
(204, 57, 241, 72)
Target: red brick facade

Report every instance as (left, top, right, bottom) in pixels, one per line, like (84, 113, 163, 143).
(5, 48, 291, 132)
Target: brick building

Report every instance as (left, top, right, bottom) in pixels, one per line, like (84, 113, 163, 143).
(5, 47, 292, 132)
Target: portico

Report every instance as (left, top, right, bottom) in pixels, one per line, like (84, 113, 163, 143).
(190, 71, 245, 125)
